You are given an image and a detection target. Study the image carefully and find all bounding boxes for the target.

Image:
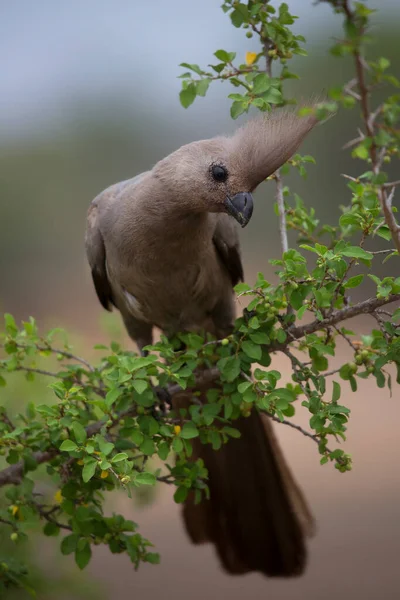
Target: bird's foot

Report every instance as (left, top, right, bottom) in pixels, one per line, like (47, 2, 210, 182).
(151, 386, 172, 420)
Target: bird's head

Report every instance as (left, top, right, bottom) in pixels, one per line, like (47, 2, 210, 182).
(152, 107, 318, 228)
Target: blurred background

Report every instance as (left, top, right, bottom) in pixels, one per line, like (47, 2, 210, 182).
(1, 1, 400, 598)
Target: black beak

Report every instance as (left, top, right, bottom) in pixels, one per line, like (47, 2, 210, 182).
(224, 192, 254, 228)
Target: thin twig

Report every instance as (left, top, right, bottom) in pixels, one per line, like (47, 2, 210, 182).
(0, 342, 95, 372)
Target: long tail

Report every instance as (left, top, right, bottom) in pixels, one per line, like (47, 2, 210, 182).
(173, 390, 314, 577)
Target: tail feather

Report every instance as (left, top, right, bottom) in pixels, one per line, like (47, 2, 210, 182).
(174, 391, 314, 577)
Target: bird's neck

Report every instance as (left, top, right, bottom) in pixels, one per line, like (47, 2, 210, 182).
(135, 205, 212, 254)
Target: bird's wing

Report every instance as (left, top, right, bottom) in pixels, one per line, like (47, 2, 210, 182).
(212, 214, 244, 287)
(85, 198, 116, 311)
(85, 174, 148, 312)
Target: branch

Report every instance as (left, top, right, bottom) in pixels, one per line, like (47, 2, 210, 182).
(275, 170, 289, 254)
(342, 0, 400, 254)
(0, 369, 221, 489)
(264, 410, 320, 446)
(283, 292, 400, 345)
(261, 30, 289, 258)
(0, 342, 95, 372)
(379, 187, 400, 254)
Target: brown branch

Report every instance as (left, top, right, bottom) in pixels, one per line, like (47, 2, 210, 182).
(0, 342, 95, 372)
(341, 0, 400, 253)
(264, 411, 320, 446)
(278, 293, 400, 349)
(15, 366, 60, 379)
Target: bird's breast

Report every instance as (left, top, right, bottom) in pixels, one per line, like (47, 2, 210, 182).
(119, 252, 228, 333)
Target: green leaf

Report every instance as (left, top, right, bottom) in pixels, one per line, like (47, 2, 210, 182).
(332, 381, 341, 403)
(214, 49, 235, 63)
(75, 540, 92, 570)
(98, 437, 114, 456)
(196, 79, 210, 97)
(375, 225, 392, 241)
(61, 533, 79, 555)
(59, 440, 78, 452)
(344, 274, 364, 288)
(180, 422, 199, 439)
(209, 430, 222, 450)
(238, 381, 252, 394)
(222, 427, 241, 439)
(252, 73, 270, 95)
(72, 422, 87, 445)
(352, 144, 369, 160)
(234, 282, 251, 294)
(132, 379, 148, 395)
(105, 387, 122, 408)
(172, 437, 184, 453)
(82, 460, 97, 483)
(135, 472, 156, 486)
(140, 437, 156, 455)
(341, 246, 373, 260)
(145, 552, 160, 564)
(179, 62, 203, 75)
(174, 486, 189, 503)
(230, 8, 245, 27)
(230, 101, 246, 119)
(218, 356, 241, 382)
(157, 441, 170, 460)
(180, 83, 196, 109)
(261, 87, 283, 104)
(43, 522, 60, 537)
(249, 331, 270, 345)
(241, 341, 262, 361)
(111, 452, 129, 463)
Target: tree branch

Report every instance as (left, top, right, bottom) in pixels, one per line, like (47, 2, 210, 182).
(342, 0, 400, 254)
(282, 292, 400, 345)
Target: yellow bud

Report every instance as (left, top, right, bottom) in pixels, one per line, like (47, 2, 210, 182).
(77, 459, 84, 465)
(11, 505, 19, 517)
(100, 470, 109, 479)
(245, 51, 257, 66)
(54, 490, 63, 504)
(174, 425, 181, 435)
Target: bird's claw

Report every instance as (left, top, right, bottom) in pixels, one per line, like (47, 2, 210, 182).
(152, 386, 172, 420)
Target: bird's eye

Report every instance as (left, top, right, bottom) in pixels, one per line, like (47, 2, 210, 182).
(211, 165, 228, 183)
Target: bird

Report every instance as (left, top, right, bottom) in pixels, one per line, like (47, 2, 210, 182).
(85, 107, 318, 577)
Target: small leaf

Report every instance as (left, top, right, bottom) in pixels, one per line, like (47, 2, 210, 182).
(332, 381, 341, 403)
(82, 460, 97, 483)
(105, 387, 122, 408)
(180, 423, 199, 439)
(72, 422, 87, 445)
(230, 100, 246, 119)
(132, 380, 148, 395)
(344, 274, 364, 288)
(241, 341, 262, 361)
(179, 83, 196, 109)
(341, 246, 373, 261)
(43, 522, 60, 537)
(214, 49, 234, 63)
(174, 486, 189, 503)
(75, 540, 92, 570)
(61, 533, 79, 555)
(111, 452, 128, 463)
(59, 440, 78, 452)
(135, 472, 156, 486)
(172, 437, 184, 453)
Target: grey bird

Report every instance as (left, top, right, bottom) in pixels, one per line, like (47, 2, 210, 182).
(85, 108, 317, 577)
